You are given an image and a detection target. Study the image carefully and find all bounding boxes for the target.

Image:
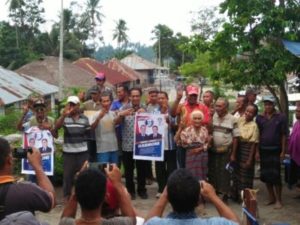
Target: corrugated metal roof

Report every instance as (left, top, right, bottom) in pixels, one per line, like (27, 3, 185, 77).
(0, 66, 58, 105)
(105, 58, 142, 81)
(73, 58, 133, 85)
(121, 53, 168, 70)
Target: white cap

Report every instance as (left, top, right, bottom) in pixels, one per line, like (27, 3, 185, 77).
(67, 96, 80, 104)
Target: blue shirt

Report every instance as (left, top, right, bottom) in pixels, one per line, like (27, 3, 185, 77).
(110, 100, 126, 142)
(145, 212, 237, 225)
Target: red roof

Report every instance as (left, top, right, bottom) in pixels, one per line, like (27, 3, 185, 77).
(73, 58, 133, 85)
(105, 58, 142, 81)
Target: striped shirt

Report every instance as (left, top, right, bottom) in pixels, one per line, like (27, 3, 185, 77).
(63, 114, 90, 153)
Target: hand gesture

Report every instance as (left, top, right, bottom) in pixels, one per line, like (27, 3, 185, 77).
(200, 181, 216, 200)
(99, 108, 108, 118)
(27, 147, 42, 170)
(62, 105, 73, 116)
(39, 120, 51, 130)
(176, 88, 183, 101)
(191, 146, 203, 154)
(22, 103, 30, 114)
(120, 108, 134, 117)
(105, 164, 122, 185)
(137, 108, 145, 113)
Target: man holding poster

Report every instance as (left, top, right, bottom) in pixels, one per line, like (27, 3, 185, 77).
(134, 114, 164, 161)
(19, 98, 56, 176)
(115, 87, 148, 200)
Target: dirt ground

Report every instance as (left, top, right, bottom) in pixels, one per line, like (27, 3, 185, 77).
(36, 174, 300, 225)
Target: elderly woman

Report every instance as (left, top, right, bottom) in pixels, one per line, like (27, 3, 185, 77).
(179, 110, 210, 180)
(234, 104, 259, 200)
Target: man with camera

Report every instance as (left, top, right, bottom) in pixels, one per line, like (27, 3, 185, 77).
(0, 137, 55, 220)
(145, 169, 239, 225)
(59, 164, 136, 225)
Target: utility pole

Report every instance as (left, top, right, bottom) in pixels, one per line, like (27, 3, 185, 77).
(58, 0, 64, 101)
(158, 32, 162, 91)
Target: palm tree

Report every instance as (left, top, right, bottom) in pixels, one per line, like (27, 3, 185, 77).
(80, 0, 104, 53)
(113, 19, 129, 50)
(6, 0, 25, 48)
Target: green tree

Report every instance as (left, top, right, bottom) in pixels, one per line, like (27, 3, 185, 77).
(209, 0, 300, 117)
(152, 24, 175, 66)
(7, 0, 45, 50)
(80, 0, 104, 54)
(190, 7, 225, 40)
(113, 19, 129, 50)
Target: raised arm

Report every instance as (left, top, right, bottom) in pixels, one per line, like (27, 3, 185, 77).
(145, 188, 168, 221)
(90, 109, 107, 130)
(27, 148, 56, 209)
(200, 181, 240, 224)
(170, 89, 183, 117)
(105, 165, 136, 218)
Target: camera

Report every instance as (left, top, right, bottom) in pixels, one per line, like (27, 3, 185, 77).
(13, 148, 33, 159)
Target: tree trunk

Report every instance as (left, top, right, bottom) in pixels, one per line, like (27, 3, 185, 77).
(279, 82, 289, 123)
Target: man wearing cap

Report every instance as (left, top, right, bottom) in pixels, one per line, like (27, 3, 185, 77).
(85, 72, 113, 101)
(54, 96, 90, 201)
(256, 95, 288, 209)
(82, 87, 102, 162)
(171, 84, 211, 168)
(17, 98, 55, 135)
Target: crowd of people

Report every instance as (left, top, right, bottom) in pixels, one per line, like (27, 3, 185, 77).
(0, 71, 299, 225)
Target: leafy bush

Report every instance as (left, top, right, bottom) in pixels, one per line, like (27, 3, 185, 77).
(0, 110, 21, 135)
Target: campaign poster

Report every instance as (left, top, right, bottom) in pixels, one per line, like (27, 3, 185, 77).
(133, 113, 164, 161)
(22, 126, 54, 176)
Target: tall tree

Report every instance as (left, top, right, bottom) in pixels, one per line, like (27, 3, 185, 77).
(152, 24, 174, 66)
(113, 19, 129, 50)
(6, 0, 25, 48)
(80, 0, 104, 54)
(7, 0, 45, 50)
(190, 7, 225, 40)
(209, 0, 300, 117)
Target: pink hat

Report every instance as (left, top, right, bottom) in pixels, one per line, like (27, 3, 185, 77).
(186, 85, 199, 95)
(95, 72, 105, 80)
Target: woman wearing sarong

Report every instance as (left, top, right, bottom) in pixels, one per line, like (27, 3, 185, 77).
(234, 104, 259, 199)
(180, 110, 210, 180)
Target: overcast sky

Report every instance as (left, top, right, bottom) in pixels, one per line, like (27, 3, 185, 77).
(0, 0, 223, 46)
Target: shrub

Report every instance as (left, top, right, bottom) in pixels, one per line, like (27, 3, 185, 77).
(0, 110, 21, 135)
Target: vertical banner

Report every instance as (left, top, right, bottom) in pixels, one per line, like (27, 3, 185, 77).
(133, 113, 164, 161)
(22, 127, 54, 176)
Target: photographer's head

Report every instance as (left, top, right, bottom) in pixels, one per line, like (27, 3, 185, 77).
(75, 168, 106, 211)
(0, 137, 12, 172)
(167, 169, 200, 213)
